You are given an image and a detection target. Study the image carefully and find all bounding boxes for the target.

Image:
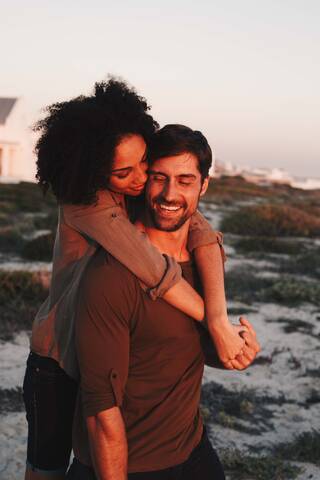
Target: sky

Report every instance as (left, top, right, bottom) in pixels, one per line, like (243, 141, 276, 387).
(1, 0, 319, 177)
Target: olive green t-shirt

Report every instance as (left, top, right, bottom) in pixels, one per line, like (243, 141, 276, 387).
(73, 248, 207, 473)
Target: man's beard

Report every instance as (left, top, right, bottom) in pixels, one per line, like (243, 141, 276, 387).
(147, 196, 194, 232)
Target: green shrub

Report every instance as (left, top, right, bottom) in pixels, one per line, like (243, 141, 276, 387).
(0, 303, 39, 341)
(276, 431, 320, 466)
(222, 449, 301, 480)
(0, 271, 47, 304)
(0, 271, 48, 340)
(234, 236, 306, 255)
(0, 227, 24, 252)
(0, 388, 24, 414)
(21, 233, 55, 261)
(225, 269, 320, 306)
(221, 204, 320, 237)
(225, 269, 272, 304)
(0, 181, 56, 213)
(279, 248, 320, 279)
(33, 212, 58, 231)
(262, 276, 320, 306)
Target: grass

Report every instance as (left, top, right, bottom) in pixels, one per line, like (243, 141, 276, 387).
(221, 449, 301, 480)
(33, 211, 58, 231)
(0, 182, 56, 259)
(220, 431, 320, 479)
(21, 233, 55, 261)
(206, 176, 294, 204)
(227, 307, 259, 315)
(279, 248, 320, 279)
(0, 181, 56, 213)
(0, 388, 24, 414)
(0, 271, 48, 340)
(221, 204, 320, 237)
(0, 228, 54, 260)
(266, 317, 317, 337)
(233, 237, 306, 255)
(200, 382, 293, 436)
(276, 431, 320, 466)
(225, 268, 320, 307)
(0, 227, 25, 252)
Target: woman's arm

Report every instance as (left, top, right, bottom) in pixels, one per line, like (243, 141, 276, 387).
(189, 211, 247, 367)
(63, 192, 204, 320)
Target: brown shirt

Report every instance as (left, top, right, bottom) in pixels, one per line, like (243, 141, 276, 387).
(30, 189, 222, 378)
(73, 249, 209, 473)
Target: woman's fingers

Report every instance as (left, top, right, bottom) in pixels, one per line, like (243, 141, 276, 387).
(239, 317, 256, 336)
(232, 324, 249, 334)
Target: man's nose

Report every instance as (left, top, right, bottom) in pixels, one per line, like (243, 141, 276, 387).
(162, 180, 178, 202)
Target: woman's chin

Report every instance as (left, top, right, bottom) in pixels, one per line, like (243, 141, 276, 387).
(126, 187, 145, 196)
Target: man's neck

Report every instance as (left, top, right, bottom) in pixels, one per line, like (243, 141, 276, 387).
(135, 214, 191, 263)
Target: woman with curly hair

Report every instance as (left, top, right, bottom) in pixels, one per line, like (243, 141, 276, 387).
(23, 78, 246, 480)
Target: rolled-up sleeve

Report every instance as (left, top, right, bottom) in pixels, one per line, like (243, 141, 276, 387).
(188, 210, 226, 262)
(63, 194, 182, 299)
(75, 253, 138, 418)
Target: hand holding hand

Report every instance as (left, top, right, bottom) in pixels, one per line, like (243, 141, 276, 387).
(208, 319, 248, 369)
(224, 317, 261, 370)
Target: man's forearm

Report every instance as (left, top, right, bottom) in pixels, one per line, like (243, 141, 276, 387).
(87, 407, 127, 480)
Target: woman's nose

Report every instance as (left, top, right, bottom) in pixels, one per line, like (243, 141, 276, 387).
(136, 162, 148, 185)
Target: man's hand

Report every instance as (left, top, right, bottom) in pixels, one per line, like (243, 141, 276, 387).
(224, 317, 261, 370)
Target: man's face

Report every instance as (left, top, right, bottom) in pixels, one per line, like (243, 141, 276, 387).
(146, 152, 209, 232)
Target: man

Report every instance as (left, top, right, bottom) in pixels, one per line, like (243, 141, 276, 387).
(67, 125, 260, 479)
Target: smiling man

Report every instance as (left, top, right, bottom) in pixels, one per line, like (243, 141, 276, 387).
(67, 125, 260, 480)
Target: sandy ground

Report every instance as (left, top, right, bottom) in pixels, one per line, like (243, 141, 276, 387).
(1, 203, 319, 479)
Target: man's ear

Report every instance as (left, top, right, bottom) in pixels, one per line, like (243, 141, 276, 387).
(200, 177, 209, 197)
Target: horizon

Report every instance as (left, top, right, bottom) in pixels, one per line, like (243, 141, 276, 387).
(1, 0, 319, 178)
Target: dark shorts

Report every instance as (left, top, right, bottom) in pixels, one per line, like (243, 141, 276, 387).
(23, 351, 78, 475)
(66, 427, 225, 480)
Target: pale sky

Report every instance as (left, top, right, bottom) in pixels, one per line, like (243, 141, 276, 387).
(1, 0, 319, 177)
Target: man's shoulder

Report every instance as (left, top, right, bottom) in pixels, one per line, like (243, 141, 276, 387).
(82, 248, 138, 298)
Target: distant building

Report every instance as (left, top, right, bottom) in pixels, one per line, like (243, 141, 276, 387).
(212, 159, 319, 191)
(0, 97, 35, 182)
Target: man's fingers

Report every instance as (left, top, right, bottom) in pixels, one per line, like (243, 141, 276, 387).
(223, 360, 235, 370)
(230, 358, 247, 370)
(241, 347, 256, 363)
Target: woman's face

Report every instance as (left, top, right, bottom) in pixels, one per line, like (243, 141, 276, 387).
(108, 134, 148, 196)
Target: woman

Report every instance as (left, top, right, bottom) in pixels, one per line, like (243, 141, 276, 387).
(23, 78, 246, 480)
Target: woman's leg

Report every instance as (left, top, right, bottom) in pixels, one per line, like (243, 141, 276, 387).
(23, 352, 78, 480)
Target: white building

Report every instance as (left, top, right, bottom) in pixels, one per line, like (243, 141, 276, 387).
(0, 97, 36, 182)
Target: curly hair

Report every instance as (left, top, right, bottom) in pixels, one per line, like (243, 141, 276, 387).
(34, 78, 158, 204)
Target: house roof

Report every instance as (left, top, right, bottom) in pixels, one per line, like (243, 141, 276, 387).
(0, 97, 18, 125)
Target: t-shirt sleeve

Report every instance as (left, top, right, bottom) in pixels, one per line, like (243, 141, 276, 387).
(63, 196, 182, 299)
(75, 251, 139, 418)
(188, 210, 227, 262)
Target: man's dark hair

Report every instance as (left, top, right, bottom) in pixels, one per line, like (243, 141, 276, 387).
(34, 78, 158, 204)
(148, 124, 212, 182)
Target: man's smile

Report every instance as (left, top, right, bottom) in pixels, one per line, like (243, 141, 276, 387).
(154, 202, 184, 217)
